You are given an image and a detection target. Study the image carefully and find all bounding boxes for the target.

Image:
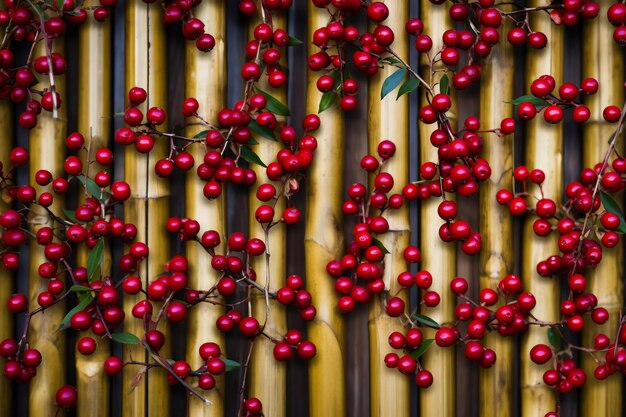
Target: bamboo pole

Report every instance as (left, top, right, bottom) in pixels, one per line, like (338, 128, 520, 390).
(28, 42, 67, 417)
(124, 2, 170, 416)
(520, 5, 563, 417)
(184, 1, 226, 414)
(580, 2, 624, 414)
(305, 5, 346, 417)
(418, 3, 457, 416)
(367, 1, 410, 416)
(248, 14, 288, 417)
(0, 62, 13, 417)
(75, 4, 112, 416)
(478, 8, 514, 417)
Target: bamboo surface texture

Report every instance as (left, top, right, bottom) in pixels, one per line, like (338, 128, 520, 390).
(580, 2, 624, 414)
(305, 5, 346, 417)
(478, 8, 515, 417)
(124, 1, 170, 416)
(27, 41, 67, 417)
(520, 4, 563, 417)
(0, 68, 12, 417)
(184, 0, 227, 415)
(367, 1, 410, 416)
(418, 2, 457, 416)
(75, 4, 112, 416)
(248, 13, 288, 417)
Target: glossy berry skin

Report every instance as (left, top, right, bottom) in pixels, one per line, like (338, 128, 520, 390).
(56, 385, 78, 409)
(530, 344, 552, 364)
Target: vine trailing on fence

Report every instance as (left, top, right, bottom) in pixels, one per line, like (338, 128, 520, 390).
(0, 0, 625, 416)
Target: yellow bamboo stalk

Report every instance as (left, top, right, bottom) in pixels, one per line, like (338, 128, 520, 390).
(305, 5, 346, 417)
(367, 1, 410, 416)
(75, 4, 112, 416)
(520, 5, 563, 417)
(581, 2, 624, 414)
(418, 3, 457, 416)
(478, 8, 514, 417)
(248, 14, 288, 417)
(184, 0, 226, 414)
(0, 67, 13, 417)
(124, 2, 170, 416)
(28, 42, 66, 417)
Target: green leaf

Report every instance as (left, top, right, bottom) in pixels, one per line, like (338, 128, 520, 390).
(111, 332, 141, 344)
(193, 130, 209, 139)
(255, 88, 290, 116)
(63, 209, 77, 223)
(410, 338, 434, 359)
(439, 74, 450, 95)
(287, 36, 303, 46)
(412, 314, 441, 329)
(70, 285, 92, 293)
(381, 68, 406, 100)
(59, 295, 94, 331)
(223, 358, 241, 372)
(600, 191, 626, 234)
(382, 57, 401, 65)
(397, 76, 419, 99)
(240, 146, 267, 168)
(318, 91, 337, 113)
(55, 0, 64, 10)
(248, 120, 276, 141)
(76, 175, 112, 203)
(547, 327, 561, 351)
(87, 238, 104, 283)
(505, 94, 549, 107)
(371, 238, 390, 255)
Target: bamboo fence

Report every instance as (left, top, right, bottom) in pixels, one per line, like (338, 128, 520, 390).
(520, 3, 564, 417)
(27, 41, 67, 417)
(0, 58, 12, 417)
(305, 5, 346, 417)
(75, 3, 112, 416)
(580, 0, 624, 414)
(184, 1, 227, 415)
(0, 3, 624, 417)
(418, 2, 457, 416)
(123, 1, 170, 416)
(478, 6, 515, 417)
(248, 13, 288, 417)
(367, 1, 410, 416)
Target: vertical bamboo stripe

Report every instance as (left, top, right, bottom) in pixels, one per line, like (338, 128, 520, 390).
(581, 1, 624, 414)
(520, 4, 563, 417)
(28, 42, 67, 417)
(124, 2, 170, 416)
(0, 63, 12, 417)
(305, 5, 346, 417)
(478, 8, 515, 417)
(418, 3, 457, 416)
(248, 13, 288, 417)
(367, 1, 410, 416)
(75, 3, 112, 416)
(184, 0, 226, 414)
